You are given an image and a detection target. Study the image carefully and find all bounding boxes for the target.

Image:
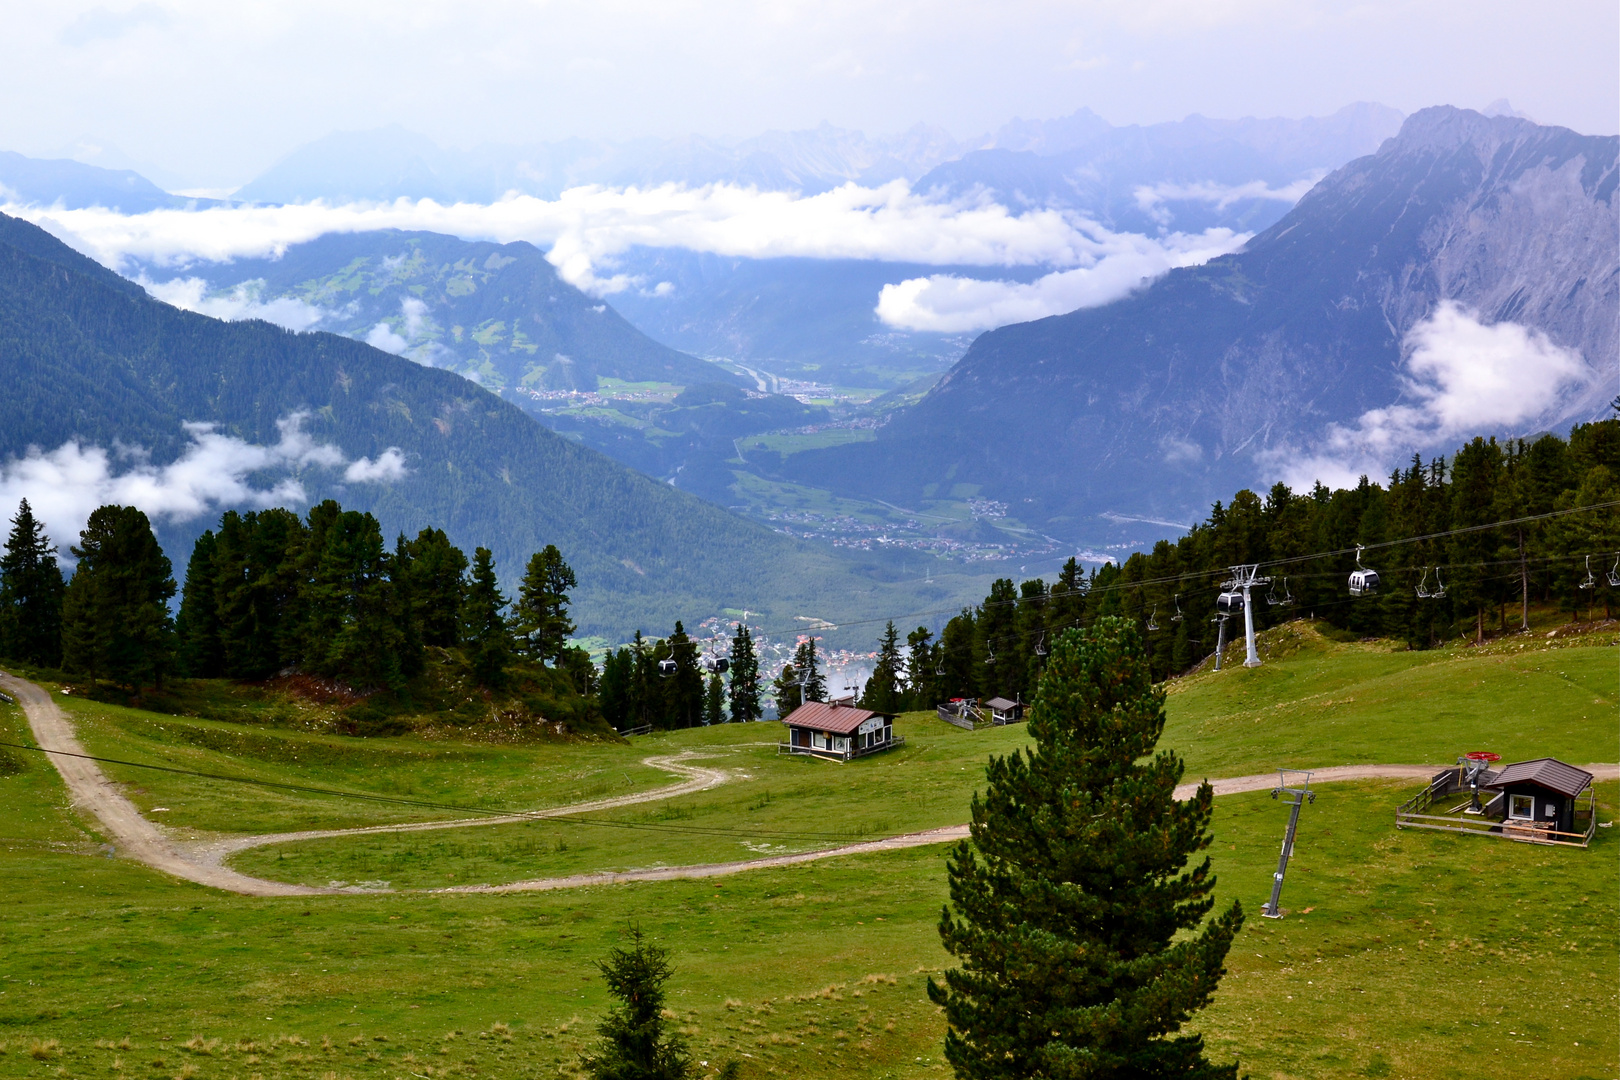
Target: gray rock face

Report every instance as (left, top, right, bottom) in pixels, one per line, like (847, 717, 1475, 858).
(790, 108, 1618, 544)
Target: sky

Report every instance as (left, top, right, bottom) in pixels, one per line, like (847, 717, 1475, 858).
(0, 0, 1614, 189)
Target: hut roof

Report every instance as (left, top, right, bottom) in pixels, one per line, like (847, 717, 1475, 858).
(781, 701, 893, 735)
(985, 696, 1019, 711)
(1482, 758, 1593, 799)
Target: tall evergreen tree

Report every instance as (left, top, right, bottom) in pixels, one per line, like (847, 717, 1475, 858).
(300, 509, 407, 689)
(790, 636, 825, 702)
(726, 623, 761, 723)
(460, 546, 513, 688)
(61, 505, 176, 688)
(929, 617, 1242, 1079)
(599, 647, 634, 731)
(904, 626, 938, 710)
(0, 498, 65, 667)
(513, 544, 578, 664)
(666, 621, 704, 728)
(860, 620, 904, 713)
(581, 928, 696, 1080)
(174, 529, 225, 677)
(772, 662, 801, 717)
(703, 672, 725, 725)
(399, 527, 467, 648)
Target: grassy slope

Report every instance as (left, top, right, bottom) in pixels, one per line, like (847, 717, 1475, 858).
(0, 624, 1615, 1079)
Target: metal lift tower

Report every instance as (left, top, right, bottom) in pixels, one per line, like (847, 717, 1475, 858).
(1261, 769, 1314, 919)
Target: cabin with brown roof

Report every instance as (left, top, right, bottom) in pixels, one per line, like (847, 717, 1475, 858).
(984, 696, 1024, 724)
(1482, 758, 1595, 840)
(780, 700, 902, 761)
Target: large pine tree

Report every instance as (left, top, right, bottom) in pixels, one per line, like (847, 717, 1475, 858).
(512, 544, 577, 665)
(460, 546, 513, 688)
(0, 498, 65, 667)
(860, 620, 904, 713)
(61, 505, 176, 688)
(929, 617, 1243, 1080)
(726, 623, 761, 723)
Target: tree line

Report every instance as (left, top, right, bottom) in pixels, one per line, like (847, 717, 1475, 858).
(859, 421, 1620, 708)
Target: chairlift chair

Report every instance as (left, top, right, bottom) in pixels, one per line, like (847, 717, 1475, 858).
(1609, 554, 1620, 588)
(1171, 593, 1184, 621)
(1348, 545, 1380, 597)
(984, 643, 997, 666)
(1430, 568, 1446, 599)
(1265, 578, 1293, 606)
(1415, 568, 1432, 599)
(1146, 606, 1160, 631)
(1579, 555, 1596, 590)
(1034, 632, 1048, 657)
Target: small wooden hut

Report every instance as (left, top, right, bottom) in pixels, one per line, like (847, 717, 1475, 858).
(984, 696, 1024, 724)
(780, 701, 901, 761)
(1481, 758, 1594, 839)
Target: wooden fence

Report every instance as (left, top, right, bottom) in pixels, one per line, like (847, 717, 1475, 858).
(1395, 784, 1597, 848)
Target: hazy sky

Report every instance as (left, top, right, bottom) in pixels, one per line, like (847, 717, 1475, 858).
(2, 0, 1615, 188)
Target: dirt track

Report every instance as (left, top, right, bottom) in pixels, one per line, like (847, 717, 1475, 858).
(4, 671, 1614, 899)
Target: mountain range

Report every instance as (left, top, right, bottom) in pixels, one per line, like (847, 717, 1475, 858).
(788, 108, 1619, 542)
(0, 211, 987, 643)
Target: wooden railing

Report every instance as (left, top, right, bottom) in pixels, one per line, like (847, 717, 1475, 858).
(777, 735, 906, 762)
(615, 723, 653, 737)
(1395, 788, 1598, 848)
(937, 703, 986, 731)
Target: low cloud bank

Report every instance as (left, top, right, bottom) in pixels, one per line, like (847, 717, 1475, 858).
(1261, 301, 1594, 490)
(140, 276, 332, 331)
(874, 227, 1247, 332)
(8, 181, 1236, 299)
(1131, 175, 1322, 225)
(0, 413, 408, 555)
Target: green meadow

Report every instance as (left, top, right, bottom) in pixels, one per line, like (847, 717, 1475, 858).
(0, 621, 1615, 1079)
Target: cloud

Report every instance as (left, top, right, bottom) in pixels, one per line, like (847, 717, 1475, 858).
(8, 182, 1170, 297)
(59, 3, 170, 47)
(1260, 301, 1594, 490)
(141, 275, 330, 331)
(874, 226, 1247, 332)
(0, 413, 408, 554)
(365, 321, 409, 354)
(1131, 175, 1322, 226)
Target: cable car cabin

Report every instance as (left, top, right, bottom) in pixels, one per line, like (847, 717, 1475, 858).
(1217, 590, 1244, 614)
(1481, 758, 1595, 842)
(983, 696, 1024, 725)
(780, 701, 903, 762)
(1348, 569, 1380, 596)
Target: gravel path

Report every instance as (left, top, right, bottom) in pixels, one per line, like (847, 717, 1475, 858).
(5, 671, 1613, 899)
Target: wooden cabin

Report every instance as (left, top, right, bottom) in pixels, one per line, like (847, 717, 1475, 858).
(984, 696, 1024, 724)
(781, 701, 901, 761)
(1481, 758, 1594, 839)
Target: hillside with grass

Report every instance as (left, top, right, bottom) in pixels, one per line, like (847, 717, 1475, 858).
(0, 617, 1613, 1079)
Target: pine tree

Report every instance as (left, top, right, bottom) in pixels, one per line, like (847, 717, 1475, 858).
(460, 547, 513, 688)
(929, 617, 1243, 1080)
(581, 928, 696, 1080)
(513, 544, 578, 664)
(599, 647, 634, 731)
(904, 626, 938, 710)
(667, 621, 703, 728)
(791, 636, 825, 702)
(704, 672, 724, 725)
(771, 662, 800, 717)
(300, 509, 406, 689)
(0, 498, 65, 667)
(399, 527, 467, 648)
(174, 529, 225, 677)
(860, 620, 903, 713)
(726, 623, 761, 723)
(61, 505, 176, 688)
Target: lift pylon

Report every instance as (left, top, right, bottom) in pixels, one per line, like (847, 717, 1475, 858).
(1261, 769, 1314, 919)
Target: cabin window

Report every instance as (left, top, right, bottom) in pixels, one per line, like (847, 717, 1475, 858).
(1509, 794, 1534, 820)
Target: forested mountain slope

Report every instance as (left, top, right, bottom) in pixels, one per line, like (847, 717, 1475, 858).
(0, 212, 915, 639)
(793, 108, 1619, 543)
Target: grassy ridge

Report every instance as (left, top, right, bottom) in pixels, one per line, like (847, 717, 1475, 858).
(0, 625, 1616, 1079)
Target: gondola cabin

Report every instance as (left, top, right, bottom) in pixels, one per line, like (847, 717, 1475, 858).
(1217, 589, 1244, 614)
(1348, 569, 1380, 596)
(780, 701, 902, 761)
(1482, 758, 1594, 840)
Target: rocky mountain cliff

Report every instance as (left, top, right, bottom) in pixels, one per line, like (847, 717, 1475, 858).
(791, 108, 1618, 544)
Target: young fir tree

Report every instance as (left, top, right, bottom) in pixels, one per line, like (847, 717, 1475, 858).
(928, 617, 1243, 1080)
(790, 636, 825, 702)
(599, 647, 634, 731)
(460, 547, 513, 688)
(0, 498, 65, 668)
(581, 928, 696, 1080)
(703, 672, 725, 725)
(726, 622, 761, 723)
(512, 544, 577, 665)
(860, 620, 904, 713)
(61, 505, 176, 688)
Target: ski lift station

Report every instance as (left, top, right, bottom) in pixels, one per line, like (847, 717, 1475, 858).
(779, 700, 902, 761)
(1395, 755, 1598, 848)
